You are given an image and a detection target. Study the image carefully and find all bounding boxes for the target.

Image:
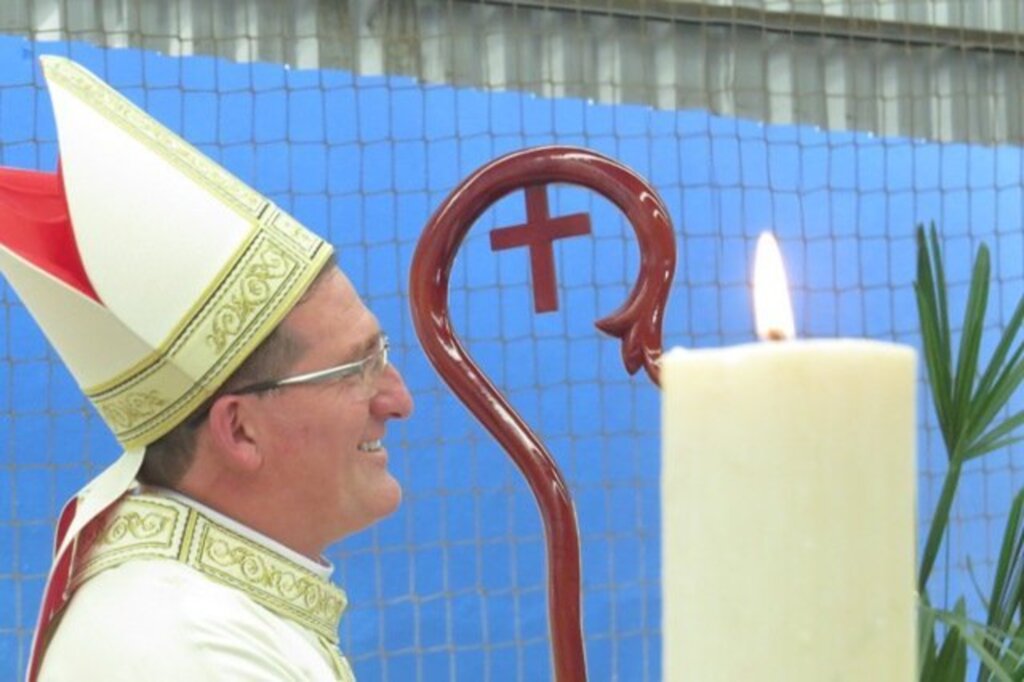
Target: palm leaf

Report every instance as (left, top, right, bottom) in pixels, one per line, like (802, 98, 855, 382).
(923, 602, 967, 682)
(966, 413, 1024, 462)
(966, 358, 1024, 454)
(915, 225, 954, 439)
(968, 295, 1024, 424)
(949, 243, 991, 457)
(926, 603, 1016, 682)
(921, 599, 940, 678)
(915, 224, 1024, 682)
(978, 490, 1024, 681)
(916, 225, 1024, 592)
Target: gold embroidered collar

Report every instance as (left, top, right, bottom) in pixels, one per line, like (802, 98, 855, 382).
(71, 492, 348, 643)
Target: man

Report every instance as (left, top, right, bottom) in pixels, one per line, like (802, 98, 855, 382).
(0, 56, 411, 680)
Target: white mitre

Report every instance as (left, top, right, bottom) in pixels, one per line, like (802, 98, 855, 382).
(1, 56, 333, 447)
(0, 56, 334, 681)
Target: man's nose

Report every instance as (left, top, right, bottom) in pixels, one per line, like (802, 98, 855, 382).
(372, 364, 414, 419)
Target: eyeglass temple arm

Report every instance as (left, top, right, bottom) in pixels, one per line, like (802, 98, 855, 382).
(409, 146, 676, 682)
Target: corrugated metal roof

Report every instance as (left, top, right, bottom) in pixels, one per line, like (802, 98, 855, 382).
(3, 0, 1024, 144)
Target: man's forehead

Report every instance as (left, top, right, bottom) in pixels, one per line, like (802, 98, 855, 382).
(286, 266, 380, 359)
(294, 267, 355, 316)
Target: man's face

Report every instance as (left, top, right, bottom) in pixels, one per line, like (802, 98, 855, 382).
(249, 267, 413, 545)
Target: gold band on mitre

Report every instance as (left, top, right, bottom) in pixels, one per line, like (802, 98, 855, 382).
(85, 214, 330, 447)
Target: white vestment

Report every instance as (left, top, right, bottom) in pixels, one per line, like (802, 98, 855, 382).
(38, 490, 355, 681)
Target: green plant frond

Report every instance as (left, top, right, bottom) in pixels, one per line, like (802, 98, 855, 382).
(914, 225, 1024, 596)
(962, 432, 1024, 458)
(988, 622, 1024, 682)
(966, 405, 1024, 458)
(911, 225, 1024, 680)
(917, 281, 954, 434)
(966, 555, 995, 612)
(1001, 626, 1024, 680)
(916, 225, 955, 440)
(970, 294, 1024, 409)
(917, 225, 953, 387)
(983, 622, 1024, 679)
(975, 491, 1024, 682)
(918, 287, 954, 435)
(950, 244, 991, 454)
(966, 347, 1024, 448)
(989, 490, 1024, 629)
(995, 554, 1024, 634)
(935, 620, 972, 682)
(926, 604, 1016, 682)
(920, 600, 940, 678)
(929, 224, 953, 366)
(919, 461, 964, 591)
(925, 626, 967, 682)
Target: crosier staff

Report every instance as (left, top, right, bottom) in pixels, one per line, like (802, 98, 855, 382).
(409, 146, 676, 681)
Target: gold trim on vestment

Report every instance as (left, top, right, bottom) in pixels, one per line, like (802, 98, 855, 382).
(41, 57, 334, 448)
(72, 494, 348, 645)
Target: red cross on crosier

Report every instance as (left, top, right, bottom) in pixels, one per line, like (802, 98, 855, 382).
(489, 185, 591, 313)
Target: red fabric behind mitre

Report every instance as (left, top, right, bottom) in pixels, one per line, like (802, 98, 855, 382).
(0, 163, 99, 302)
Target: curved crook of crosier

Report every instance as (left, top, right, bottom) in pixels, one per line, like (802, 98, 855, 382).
(409, 146, 676, 682)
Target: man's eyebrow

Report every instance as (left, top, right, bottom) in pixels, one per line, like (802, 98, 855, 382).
(340, 331, 382, 363)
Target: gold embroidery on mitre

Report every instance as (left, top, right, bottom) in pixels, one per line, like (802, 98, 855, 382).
(97, 390, 167, 432)
(70, 494, 348, 647)
(41, 56, 333, 448)
(84, 230, 330, 447)
(266, 208, 323, 255)
(207, 242, 291, 353)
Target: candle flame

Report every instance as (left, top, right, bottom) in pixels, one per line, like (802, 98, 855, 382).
(753, 232, 796, 341)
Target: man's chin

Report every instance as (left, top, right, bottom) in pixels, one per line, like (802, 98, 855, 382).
(381, 477, 402, 514)
(341, 485, 402, 540)
(368, 476, 403, 519)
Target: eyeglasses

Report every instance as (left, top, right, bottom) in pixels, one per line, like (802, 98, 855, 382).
(229, 333, 390, 401)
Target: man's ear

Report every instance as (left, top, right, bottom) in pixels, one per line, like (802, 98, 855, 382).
(205, 395, 264, 473)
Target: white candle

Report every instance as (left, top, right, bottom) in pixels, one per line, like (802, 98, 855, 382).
(660, 235, 917, 681)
